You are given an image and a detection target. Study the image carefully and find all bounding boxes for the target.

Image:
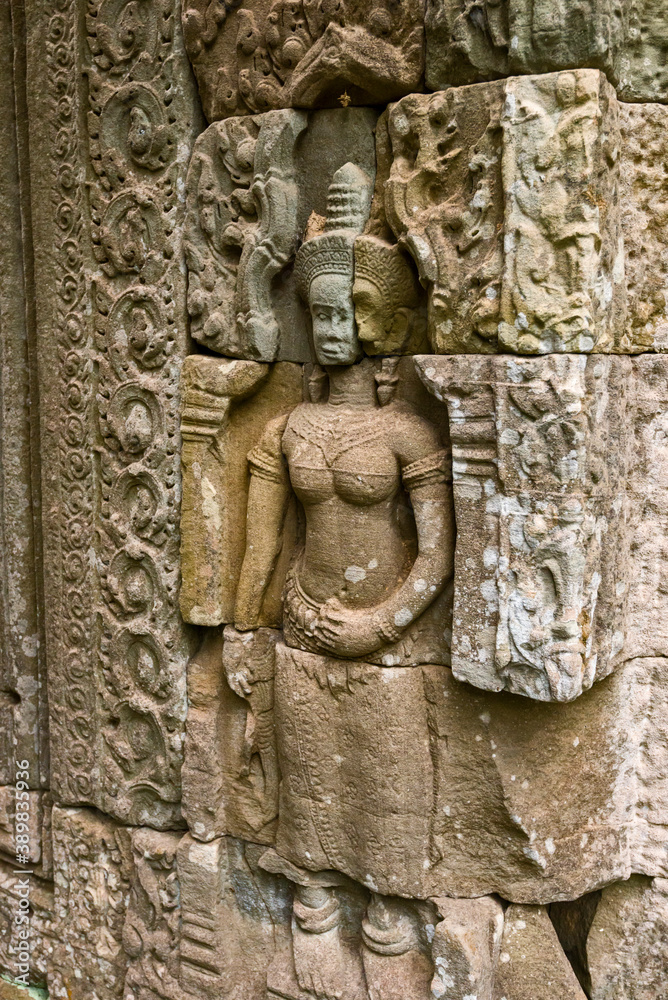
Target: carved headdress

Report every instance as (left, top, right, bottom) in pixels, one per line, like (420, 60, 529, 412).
(353, 235, 421, 314)
(294, 162, 373, 297)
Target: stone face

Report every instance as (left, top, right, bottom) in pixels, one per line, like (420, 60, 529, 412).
(416, 354, 631, 702)
(492, 903, 587, 999)
(179, 357, 302, 627)
(387, 71, 624, 355)
(185, 107, 378, 361)
(182, 0, 425, 122)
(426, 0, 668, 104)
(587, 875, 668, 999)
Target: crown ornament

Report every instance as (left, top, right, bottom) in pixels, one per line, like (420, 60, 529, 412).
(295, 162, 373, 297)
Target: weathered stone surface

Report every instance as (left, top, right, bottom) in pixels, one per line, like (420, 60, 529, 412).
(27, 0, 199, 827)
(430, 896, 504, 1000)
(12, 0, 668, 992)
(123, 829, 183, 1000)
(182, 626, 282, 844)
(417, 354, 630, 701)
(255, 654, 668, 902)
(185, 107, 377, 361)
(177, 833, 291, 999)
(179, 357, 302, 627)
(620, 102, 668, 352)
(183, 0, 424, 121)
(587, 875, 668, 999)
(492, 903, 587, 999)
(624, 356, 668, 659)
(426, 0, 668, 104)
(387, 71, 624, 355)
(0, 859, 54, 990)
(0, 0, 47, 792)
(0, 787, 43, 867)
(50, 807, 131, 1000)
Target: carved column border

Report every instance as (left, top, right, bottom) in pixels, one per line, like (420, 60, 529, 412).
(27, 0, 199, 825)
(27, 0, 100, 806)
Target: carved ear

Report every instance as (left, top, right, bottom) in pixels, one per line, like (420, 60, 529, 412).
(390, 307, 411, 346)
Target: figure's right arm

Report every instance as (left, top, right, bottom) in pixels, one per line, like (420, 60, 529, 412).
(234, 413, 292, 630)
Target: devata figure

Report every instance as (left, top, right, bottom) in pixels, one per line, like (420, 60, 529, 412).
(233, 164, 455, 998)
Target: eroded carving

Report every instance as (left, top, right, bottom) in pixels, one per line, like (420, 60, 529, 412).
(183, 0, 425, 122)
(35, 0, 200, 827)
(426, 0, 668, 105)
(386, 70, 624, 355)
(417, 353, 631, 701)
(179, 357, 302, 626)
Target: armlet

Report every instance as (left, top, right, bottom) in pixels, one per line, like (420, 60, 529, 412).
(248, 443, 288, 486)
(401, 448, 451, 491)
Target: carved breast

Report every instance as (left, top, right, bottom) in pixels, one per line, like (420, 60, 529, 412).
(284, 406, 400, 507)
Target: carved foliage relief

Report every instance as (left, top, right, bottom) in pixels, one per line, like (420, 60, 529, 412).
(34, 0, 200, 828)
(182, 0, 425, 121)
(386, 70, 625, 355)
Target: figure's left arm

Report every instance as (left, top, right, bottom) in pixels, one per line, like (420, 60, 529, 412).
(370, 414, 454, 643)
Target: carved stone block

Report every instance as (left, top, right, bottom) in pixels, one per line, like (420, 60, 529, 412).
(26, 0, 200, 827)
(417, 354, 630, 702)
(179, 357, 302, 626)
(50, 807, 131, 1000)
(587, 876, 668, 999)
(426, 0, 668, 104)
(623, 356, 668, 659)
(619, 102, 668, 353)
(185, 107, 378, 360)
(0, 859, 55, 990)
(423, 655, 668, 901)
(183, 0, 425, 122)
(123, 829, 183, 1000)
(0, 787, 43, 867)
(0, 0, 47, 791)
(387, 71, 624, 355)
(177, 833, 291, 999)
(492, 904, 587, 999)
(430, 896, 504, 1000)
(182, 627, 281, 844)
(263, 653, 668, 901)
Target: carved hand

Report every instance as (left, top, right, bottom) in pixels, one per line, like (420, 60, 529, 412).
(312, 597, 386, 659)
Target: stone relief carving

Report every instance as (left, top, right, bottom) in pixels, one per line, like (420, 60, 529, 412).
(185, 106, 378, 361)
(416, 353, 631, 701)
(426, 0, 668, 104)
(386, 70, 625, 355)
(179, 357, 302, 625)
(10, 0, 668, 994)
(182, 0, 425, 122)
(31, 0, 200, 829)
